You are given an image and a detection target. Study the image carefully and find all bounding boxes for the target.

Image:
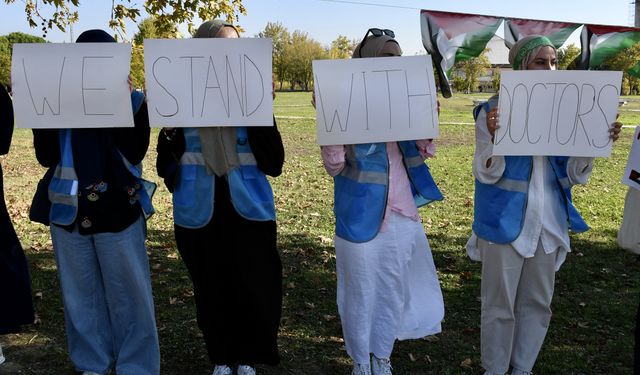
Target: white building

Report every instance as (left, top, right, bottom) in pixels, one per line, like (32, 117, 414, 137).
(478, 34, 511, 92)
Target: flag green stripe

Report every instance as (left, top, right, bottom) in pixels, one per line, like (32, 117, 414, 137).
(590, 31, 640, 67)
(453, 20, 502, 64)
(547, 26, 580, 48)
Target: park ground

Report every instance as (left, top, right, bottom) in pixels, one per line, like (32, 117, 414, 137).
(0, 92, 639, 374)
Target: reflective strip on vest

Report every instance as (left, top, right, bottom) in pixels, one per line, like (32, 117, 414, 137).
(340, 167, 387, 185)
(495, 178, 528, 194)
(403, 155, 424, 169)
(49, 191, 76, 206)
(57, 166, 77, 180)
(238, 152, 257, 165)
(181, 152, 205, 165)
(557, 176, 571, 190)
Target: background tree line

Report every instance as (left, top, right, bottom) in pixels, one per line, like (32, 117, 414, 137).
(2, 9, 640, 94)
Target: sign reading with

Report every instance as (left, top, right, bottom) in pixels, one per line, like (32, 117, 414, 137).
(144, 38, 273, 128)
(493, 70, 622, 157)
(11, 43, 134, 129)
(313, 55, 439, 146)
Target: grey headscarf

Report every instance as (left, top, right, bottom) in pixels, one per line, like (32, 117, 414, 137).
(352, 34, 402, 59)
(195, 20, 241, 177)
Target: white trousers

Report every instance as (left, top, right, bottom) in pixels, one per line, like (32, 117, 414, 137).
(335, 212, 444, 364)
(480, 238, 557, 374)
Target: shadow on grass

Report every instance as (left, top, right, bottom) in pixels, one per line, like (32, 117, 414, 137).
(8, 228, 639, 374)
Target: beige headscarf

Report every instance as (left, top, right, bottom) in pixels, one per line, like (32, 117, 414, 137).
(508, 35, 555, 71)
(352, 34, 402, 59)
(195, 20, 241, 177)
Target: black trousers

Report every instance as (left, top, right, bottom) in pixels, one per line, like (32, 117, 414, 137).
(174, 191, 282, 366)
(0, 165, 34, 334)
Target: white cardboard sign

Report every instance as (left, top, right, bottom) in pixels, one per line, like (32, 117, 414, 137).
(11, 43, 134, 129)
(144, 38, 273, 128)
(493, 70, 622, 157)
(622, 126, 640, 191)
(313, 55, 439, 146)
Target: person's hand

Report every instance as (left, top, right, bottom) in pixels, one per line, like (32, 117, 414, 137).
(609, 121, 622, 142)
(486, 107, 499, 139)
(311, 91, 316, 109)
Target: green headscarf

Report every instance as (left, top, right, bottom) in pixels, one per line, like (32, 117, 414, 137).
(508, 35, 555, 70)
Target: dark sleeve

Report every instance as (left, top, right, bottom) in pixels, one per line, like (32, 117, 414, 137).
(32, 128, 61, 167)
(247, 117, 285, 177)
(156, 128, 185, 192)
(0, 85, 13, 155)
(110, 101, 151, 165)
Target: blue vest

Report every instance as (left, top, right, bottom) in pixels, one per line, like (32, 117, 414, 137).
(48, 91, 155, 226)
(334, 141, 443, 243)
(472, 102, 589, 244)
(172, 127, 276, 228)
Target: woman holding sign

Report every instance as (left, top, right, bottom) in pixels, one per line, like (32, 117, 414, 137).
(317, 29, 444, 375)
(467, 35, 622, 375)
(32, 30, 160, 375)
(156, 20, 284, 375)
(0, 83, 35, 365)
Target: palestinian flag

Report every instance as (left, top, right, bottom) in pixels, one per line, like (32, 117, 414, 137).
(504, 18, 579, 49)
(420, 10, 502, 98)
(580, 24, 640, 76)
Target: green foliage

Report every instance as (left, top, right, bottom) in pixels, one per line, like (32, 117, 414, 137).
(451, 49, 490, 94)
(328, 35, 351, 59)
(0, 32, 46, 85)
(257, 22, 290, 89)
(601, 43, 640, 95)
(557, 43, 580, 70)
(2, 0, 245, 39)
(129, 17, 181, 89)
(491, 67, 501, 91)
(132, 17, 180, 46)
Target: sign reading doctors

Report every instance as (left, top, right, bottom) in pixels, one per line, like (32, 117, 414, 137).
(313, 55, 439, 146)
(144, 38, 273, 127)
(11, 43, 134, 129)
(493, 70, 622, 157)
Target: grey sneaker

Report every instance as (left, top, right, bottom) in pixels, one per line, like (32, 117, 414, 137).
(371, 356, 392, 375)
(212, 365, 233, 375)
(237, 365, 256, 375)
(352, 363, 372, 375)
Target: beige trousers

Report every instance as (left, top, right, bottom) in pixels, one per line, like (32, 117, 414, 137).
(479, 239, 557, 374)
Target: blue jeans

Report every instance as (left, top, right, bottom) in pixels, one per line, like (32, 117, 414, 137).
(51, 217, 160, 375)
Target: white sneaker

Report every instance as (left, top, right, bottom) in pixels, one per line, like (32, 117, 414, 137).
(237, 364, 257, 375)
(371, 356, 392, 375)
(212, 365, 233, 375)
(352, 363, 372, 375)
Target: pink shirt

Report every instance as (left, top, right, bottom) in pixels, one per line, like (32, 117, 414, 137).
(321, 140, 435, 231)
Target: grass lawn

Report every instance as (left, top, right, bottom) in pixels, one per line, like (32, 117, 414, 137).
(0, 91, 638, 374)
